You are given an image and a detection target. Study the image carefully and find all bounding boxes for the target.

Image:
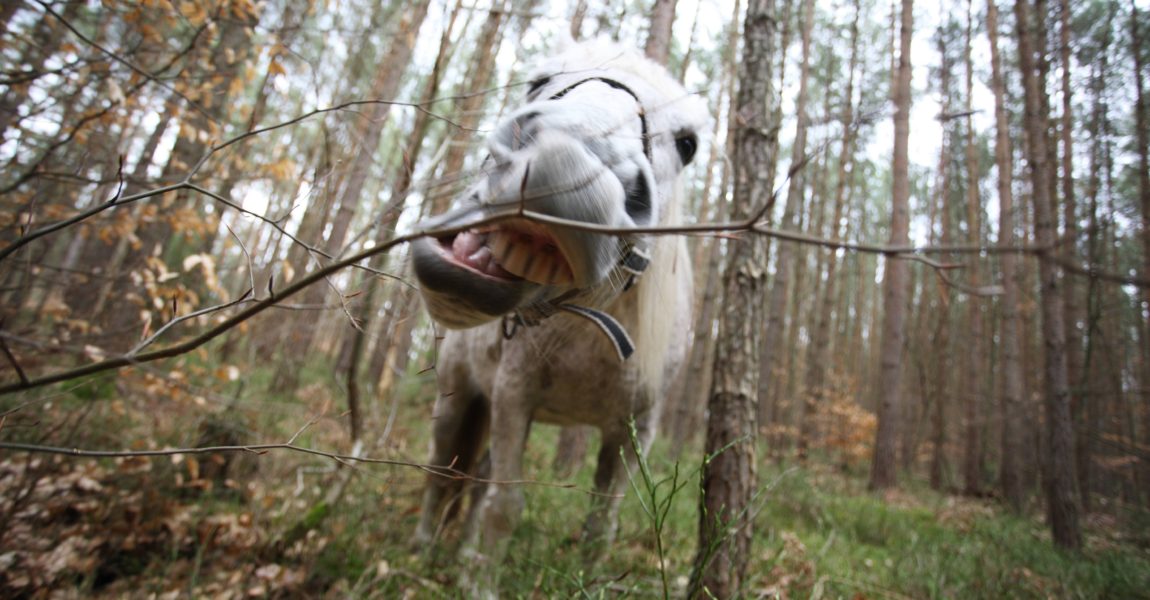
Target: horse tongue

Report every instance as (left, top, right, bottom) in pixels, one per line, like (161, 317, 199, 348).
(452, 230, 483, 257)
(452, 230, 514, 279)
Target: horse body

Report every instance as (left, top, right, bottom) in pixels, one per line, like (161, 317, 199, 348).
(408, 37, 708, 588)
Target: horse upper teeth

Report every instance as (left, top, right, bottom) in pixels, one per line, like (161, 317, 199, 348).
(486, 229, 572, 285)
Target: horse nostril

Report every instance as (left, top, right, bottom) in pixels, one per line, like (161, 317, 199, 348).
(511, 111, 542, 150)
(624, 175, 652, 222)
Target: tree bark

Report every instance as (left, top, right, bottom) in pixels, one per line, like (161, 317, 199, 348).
(666, 0, 741, 454)
(293, 0, 433, 355)
(1054, 0, 1089, 512)
(869, 0, 913, 492)
(1014, 0, 1082, 550)
(432, 0, 509, 215)
(961, 0, 986, 496)
(798, 3, 859, 459)
(1129, 0, 1150, 503)
(691, 0, 776, 595)
(759, 0, 814, 447)
(644, 0, 678, 64)
(987, 0, 1026, 512)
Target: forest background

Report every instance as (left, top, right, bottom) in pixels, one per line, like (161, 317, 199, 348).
(2, 0, 1150, 597)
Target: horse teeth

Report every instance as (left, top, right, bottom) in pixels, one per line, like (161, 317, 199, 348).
(489, 231, 511, 258)
(483, 229, 573, 284)
(500, 242, 531, 277)
(525, 257, 553, 284)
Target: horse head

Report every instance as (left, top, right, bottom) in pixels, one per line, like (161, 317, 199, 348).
(411, 38, 709, 330)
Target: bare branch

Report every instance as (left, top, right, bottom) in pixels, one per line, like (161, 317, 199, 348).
(0, 440, 600, 493)
(34, 0, 218, 126)
(0, 327, 29, 386)
(5, 197, 1145, 395)
(126, 288, 255, 357)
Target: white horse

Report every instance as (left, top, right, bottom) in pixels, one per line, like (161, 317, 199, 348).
(408, 37, 709, 587)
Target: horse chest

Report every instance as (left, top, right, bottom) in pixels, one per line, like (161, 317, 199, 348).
(451, 313, 649, 428)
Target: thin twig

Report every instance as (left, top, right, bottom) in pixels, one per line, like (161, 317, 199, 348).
(3, 201, 1145, 395)
(0, 440, 603, 493)
(35, 0, 217, 125)
(0, 332, 29, 386)
(126, 288, 254, 357)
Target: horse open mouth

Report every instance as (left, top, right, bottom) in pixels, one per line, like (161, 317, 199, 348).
(434, 220, 575, 286)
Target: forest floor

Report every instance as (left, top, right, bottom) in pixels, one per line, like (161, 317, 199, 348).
(2, 365, 1149, 599)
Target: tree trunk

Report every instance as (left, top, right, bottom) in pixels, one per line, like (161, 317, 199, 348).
(869, 0, 913, 492)
(293, 0, 433, 357)
(1054, 0, 1089, 512)
(961, 0, 986, 496)
(1014, 0, 1082, 550)
(691, 0, 776, 595)
(798, 3, 858, 460)
(1129, 0, 1150, 503)
(666, 0, 741, 454)
(987, 0, 1025, 513)
(759, 0, 814, 448)
(570, 0, 588, 39)
(644, 0, 678, 64)
(431, 0, 509, 215)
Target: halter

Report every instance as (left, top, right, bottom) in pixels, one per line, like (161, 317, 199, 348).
(546, 76, 652, 162)
(501, 242, 649, 361)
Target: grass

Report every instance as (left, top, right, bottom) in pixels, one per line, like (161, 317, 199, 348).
(6, 363, 1150, 598)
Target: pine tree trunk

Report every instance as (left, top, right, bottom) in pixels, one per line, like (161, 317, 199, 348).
(961, 0, 986, 496)
(1128, 1, 1150, 503)
(1014, 0, 1082, 550)
(293, 0, 433, 356)
(432, 0, 509, 215)
(869, 0, 913, 492)
(987, 0, 1026, 512)
(691, 0, 776, 595)
(644, 0, 677, 64)
(759, 0, 814, 447)
(666, 0, 741, 453)
(799, 5, 858, 460)
(1054, 0, 1089, 512)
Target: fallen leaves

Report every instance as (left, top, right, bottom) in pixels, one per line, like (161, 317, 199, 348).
(0, 454, 301, 597)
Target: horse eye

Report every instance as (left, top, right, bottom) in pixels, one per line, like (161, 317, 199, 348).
(674, 133, 698, 165)
(527, 76, 551, 96)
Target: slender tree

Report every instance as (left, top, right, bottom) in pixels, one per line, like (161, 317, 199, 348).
(1014, 0, 1082, 549)
(799, 3, 860, 458)
(760, 0, 814, 445)
(644, 0, 678, 64)
(691, 0, 777, 594)
(1130, 3, 1150, 499)
(987, 0, 1026, 512)
(961, 0, 986, 496)
(869, 0, 913, 491)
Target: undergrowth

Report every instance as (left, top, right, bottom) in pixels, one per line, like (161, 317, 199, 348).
(2, 363, 1149, 598)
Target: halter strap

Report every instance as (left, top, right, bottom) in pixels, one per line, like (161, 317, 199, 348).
(548, 77, 652, 162)
(500, 242, 649, 361)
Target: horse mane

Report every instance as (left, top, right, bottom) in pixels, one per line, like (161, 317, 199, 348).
(634, 183, 693, 401)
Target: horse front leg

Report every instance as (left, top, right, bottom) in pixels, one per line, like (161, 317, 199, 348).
(459, 390, 531, 595)
(582, 412, 656, 557)
(413, 390, 489, 548)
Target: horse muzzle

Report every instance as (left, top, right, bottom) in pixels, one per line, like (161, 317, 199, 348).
(411, 130, 636, 329)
